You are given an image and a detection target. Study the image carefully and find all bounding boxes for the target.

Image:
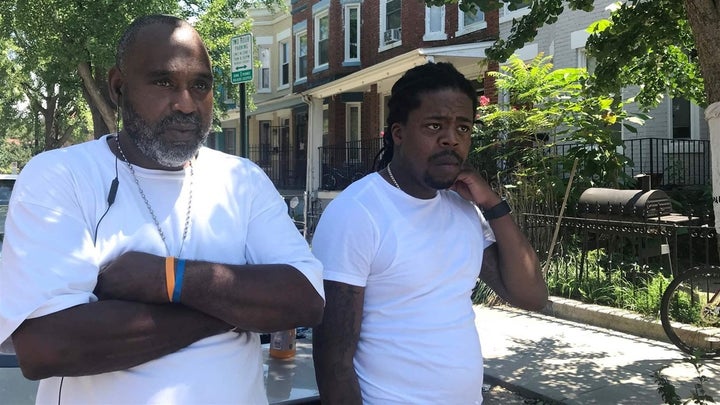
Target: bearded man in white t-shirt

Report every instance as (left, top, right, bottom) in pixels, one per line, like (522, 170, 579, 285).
(311, 62, 548, 404)
(0, 15, 324, 404)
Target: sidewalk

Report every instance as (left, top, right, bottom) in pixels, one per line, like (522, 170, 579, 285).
(476, 302, 720, 404)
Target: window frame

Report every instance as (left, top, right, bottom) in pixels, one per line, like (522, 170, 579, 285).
(295, 30, 308, 83)
(258, 46, 271, 93)
(424, 6, 447, 41)
(278, 41, 290, 89)
(344, 4, 361, 64)
(346, 103, 362, 163)
(379, 0, 402, 49)
(314, 11, 330, 71)
(499, 1, 531, 23)
(456, 5, 486, 36)
(223, 127, 237, 156)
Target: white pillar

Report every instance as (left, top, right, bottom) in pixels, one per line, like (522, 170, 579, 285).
(304, 95, 324, 197)
(704, 101, 720, 234)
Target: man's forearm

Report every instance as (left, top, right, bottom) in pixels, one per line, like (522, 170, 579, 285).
(96, 252, 324, 333)
(180, 262, 324, 332)
(12, 300, 229, 380)
(483, 216, 547, 311)
(312, 335, 363, 404)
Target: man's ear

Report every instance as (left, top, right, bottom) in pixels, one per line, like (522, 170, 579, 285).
(108, 66, 123, 106)
(391, 123, 403, 145)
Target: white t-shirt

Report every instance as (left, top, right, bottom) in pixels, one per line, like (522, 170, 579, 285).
(312, 173, 494, 404)
(0, 135, 324, 404)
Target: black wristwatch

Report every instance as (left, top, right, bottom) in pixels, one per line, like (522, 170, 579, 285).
(481, 199, 512, 220)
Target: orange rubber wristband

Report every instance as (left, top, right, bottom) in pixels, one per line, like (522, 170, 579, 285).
(165, 256, 175, 302)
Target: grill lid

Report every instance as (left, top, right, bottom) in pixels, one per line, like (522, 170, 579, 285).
(578, 188, 673, 218)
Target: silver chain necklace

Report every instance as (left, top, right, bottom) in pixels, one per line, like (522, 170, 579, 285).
(386, 163, 401, 189)
(115, 135, 193, 257)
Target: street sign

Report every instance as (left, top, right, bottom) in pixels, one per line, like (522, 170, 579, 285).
(230, 33, 253, 84)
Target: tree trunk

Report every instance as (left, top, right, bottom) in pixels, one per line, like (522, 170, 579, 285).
(685, 0, 720, 258)
(77, 61, 116, 138)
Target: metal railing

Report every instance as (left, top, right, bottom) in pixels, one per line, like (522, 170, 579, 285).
(523, 211, 717, 280)
(247, 145, 306, 189)
(551, 138, 710, 187)
(251, 136, 709, 192)
(318, 138, 384, 190)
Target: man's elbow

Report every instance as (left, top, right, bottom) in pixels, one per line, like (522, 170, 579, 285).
(15, 346, 62, 380)
(516, 288, 549, 312)
(302, 293, 325, 326)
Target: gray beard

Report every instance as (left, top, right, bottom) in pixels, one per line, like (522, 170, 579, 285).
(122, 103, 210, 168)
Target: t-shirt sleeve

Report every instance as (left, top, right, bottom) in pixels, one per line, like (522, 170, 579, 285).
(0, 158, 98, 354)
(243, 166, 324, 299)
(478, 208, 496, 247)
(311, 197, 375, 288)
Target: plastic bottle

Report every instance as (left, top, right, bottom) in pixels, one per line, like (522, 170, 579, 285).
(269, 329, 296, 359)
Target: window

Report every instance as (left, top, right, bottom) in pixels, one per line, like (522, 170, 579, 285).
(221, 84, 234, 106)
(577, 48, 596, 73)
(279, 41, 289, 87)
(424, 6, 446, 41)
(386, 0, 401, 30)
(381, 0, 402, 46)
(259, 121, 271, 165)
(499, 0, 531, 21)
(346, 103, 361, 162)
(295, 31, 307, 81)
(258, 47, 270, 92)
(322, 105, 329, 146)
(345, 5, 360, 62)
(315, 12, 329, 68)
(223, 127, 236, 156)
(457, 6, 485, 34)
(672, 98, 691, 139)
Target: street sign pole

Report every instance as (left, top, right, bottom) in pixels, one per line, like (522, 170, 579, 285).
(240, 82, 247, 157)
(230, 33, 253, 158)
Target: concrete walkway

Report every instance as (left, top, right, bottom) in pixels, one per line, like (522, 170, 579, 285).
(476, 302, 720, 404)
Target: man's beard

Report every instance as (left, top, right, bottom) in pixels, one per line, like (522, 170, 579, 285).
(424, 150, 464, 190)
(122, 102, 210, 168)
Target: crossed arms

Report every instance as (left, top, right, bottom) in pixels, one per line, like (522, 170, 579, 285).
(13, 253, 323, 380)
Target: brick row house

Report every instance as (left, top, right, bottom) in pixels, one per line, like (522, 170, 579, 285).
(218, 0, 709, 223)
(220, 0, 502, 207)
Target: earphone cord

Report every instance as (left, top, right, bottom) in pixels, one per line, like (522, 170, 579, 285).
(57, 376, 64, 404)
(93, 137, 120, 246)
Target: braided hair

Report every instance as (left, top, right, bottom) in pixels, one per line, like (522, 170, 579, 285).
(373, 62, 478, 170)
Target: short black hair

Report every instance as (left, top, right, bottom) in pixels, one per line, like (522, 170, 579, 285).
(115, 14, 190, 70)
(375, 62, 478, 170)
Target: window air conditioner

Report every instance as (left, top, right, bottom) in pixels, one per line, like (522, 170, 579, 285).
(384, 28, 401, 43)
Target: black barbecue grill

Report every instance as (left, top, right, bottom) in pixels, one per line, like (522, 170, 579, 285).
(578, 188, 674, 220)
(574, 179, 700, 275)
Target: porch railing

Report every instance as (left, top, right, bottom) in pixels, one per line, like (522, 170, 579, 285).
(318, 138, 384, 190)
(247, 145, 306, 189)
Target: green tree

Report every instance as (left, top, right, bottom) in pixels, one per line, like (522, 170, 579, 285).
(472, 54, 637, 209)
(0, 0, 282, 156)
(426, 0, 720, 241)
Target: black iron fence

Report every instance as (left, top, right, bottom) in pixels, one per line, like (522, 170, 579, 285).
(551, 137, 710, 187)
(318, 138, 384, 190)
(317, 137, 709, 192)
(523, 211, 717, 280)
(247, 145, 306, 189)
(249, 134, 708, 193)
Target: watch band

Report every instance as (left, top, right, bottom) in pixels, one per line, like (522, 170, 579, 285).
(482, 199, 512, 220)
